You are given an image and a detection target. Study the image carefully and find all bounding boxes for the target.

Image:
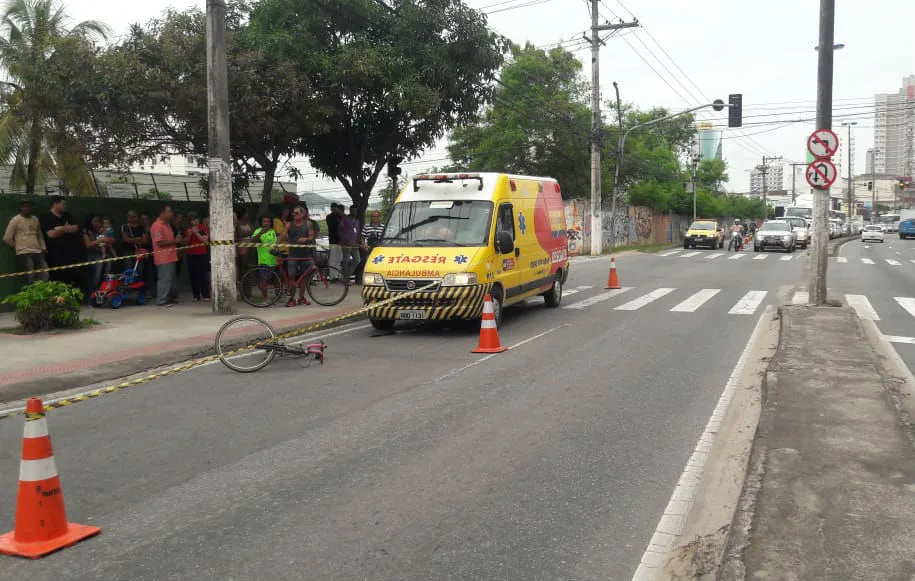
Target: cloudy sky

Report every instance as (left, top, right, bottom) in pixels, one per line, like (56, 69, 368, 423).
(71, 0, 914, 199)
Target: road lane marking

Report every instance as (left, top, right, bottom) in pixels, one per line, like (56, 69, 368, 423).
(792, 291, 808, 305)
(753, 254, 768, 260)
(631, 306, 775, 581)
(670, 289, 720, 313)
(845, 294, 880, 320)
(615, 288, 676, 311)
(895, 297, 915, 320)
(728, 291, 768, 315)
(680, 251, 700, 258)
(883, 335, 915, 344)
(564, 289, 579, 296)
(861, 258, 875, 264)
(658, 250, 681, 257)
(562, 287, 633, 310)
(911, 260, 915, 265)
(706, 253, 723, 259)
(780, 255, 794, 261)
(864, 245, 870, 249)
(728, 253, 746, 260)
(576, 285, 593, 290)
(436, 325, 566, 382)
(837, 257, 848, 263)
(887, 259, 902, 266)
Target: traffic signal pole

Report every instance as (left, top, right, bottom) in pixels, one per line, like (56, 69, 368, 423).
(810, 0, 835, 306)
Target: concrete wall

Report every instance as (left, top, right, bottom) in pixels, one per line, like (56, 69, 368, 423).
(563, 198, 690, 254)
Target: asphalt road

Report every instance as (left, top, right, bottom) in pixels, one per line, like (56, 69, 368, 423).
(823, 234, 915, 376)
(0, 245, 806, 581)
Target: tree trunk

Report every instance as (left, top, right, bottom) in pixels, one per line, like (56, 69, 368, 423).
(25, 116, 42, 195)
(258, 162, 276, 218)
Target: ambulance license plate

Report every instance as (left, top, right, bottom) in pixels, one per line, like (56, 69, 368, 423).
(398, 310, 426, 320)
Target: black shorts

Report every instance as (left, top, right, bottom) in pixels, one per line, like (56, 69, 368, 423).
(286, 257, 311, 279)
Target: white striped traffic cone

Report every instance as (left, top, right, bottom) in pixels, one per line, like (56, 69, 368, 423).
(472, 294, 507, 353)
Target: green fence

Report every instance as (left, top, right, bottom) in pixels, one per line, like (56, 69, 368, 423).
(0, 194, 291, 308)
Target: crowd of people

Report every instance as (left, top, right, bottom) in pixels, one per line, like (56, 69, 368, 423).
(3, 197, 387, 308)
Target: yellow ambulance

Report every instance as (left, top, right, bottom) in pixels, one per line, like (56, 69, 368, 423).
(361, 172, 570, 330)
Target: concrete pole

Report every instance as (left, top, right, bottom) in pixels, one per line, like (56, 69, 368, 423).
(206, 0, 237, 314)
(809, 0, 834, 305)
(588, 0, 602, 256)
(610, 81, 623, 248)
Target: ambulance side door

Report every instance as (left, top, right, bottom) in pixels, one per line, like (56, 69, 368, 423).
(494, 202, 521, 299)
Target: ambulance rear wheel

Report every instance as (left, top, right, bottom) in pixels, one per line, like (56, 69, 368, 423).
(543, 273, 562, 308)
(370, 317, 395, 331)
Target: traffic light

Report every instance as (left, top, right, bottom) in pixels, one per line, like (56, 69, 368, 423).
(387, 156, 402, 178)
(867, 181, 873, 191)
(728, 93, 742, 128)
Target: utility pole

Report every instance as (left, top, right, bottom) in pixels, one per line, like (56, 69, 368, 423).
(690, 139, 700, 222)
(810, 0, 835, 305)
(206, 0, 236, 314)
(587, 10, 639, 256)
(757, 155, 782, 218)
(787, 162, 806, 202)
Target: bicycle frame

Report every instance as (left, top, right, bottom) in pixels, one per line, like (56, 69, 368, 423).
(275, 255, 331, 291)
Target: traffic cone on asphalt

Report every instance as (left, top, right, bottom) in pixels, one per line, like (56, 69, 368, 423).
(472, 294, 508, 354)
(605, 258, 621, 290)
(0, 398, 101, 559)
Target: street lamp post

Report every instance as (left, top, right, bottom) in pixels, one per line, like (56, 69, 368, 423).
(841, 121, 857, 218)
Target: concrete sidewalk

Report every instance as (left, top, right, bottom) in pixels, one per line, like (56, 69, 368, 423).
(720, 305, 915, 581)
(0, 290, 364, 403)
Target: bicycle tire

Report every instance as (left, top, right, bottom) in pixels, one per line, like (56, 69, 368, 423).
(215, 316, 278, 373)
(240, 267, 283, 308)
(306, 266, 349, 306)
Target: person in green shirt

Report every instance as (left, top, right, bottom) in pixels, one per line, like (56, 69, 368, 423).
(251, 215, 279, 303)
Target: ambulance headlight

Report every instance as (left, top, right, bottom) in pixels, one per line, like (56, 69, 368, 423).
(442, 272, 478, 286)
(362, 272, 384, 286)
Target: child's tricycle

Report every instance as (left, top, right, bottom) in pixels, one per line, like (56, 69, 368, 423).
(90, 251, 148, 308)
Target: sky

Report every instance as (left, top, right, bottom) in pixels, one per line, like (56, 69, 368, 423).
(69, 0, 915, 199)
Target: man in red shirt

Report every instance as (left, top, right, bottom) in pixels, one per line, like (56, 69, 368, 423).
(150, 205, 184, 306)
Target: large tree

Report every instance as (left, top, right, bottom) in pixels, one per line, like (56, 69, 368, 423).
(99, 2, 328, 212)
(0, 0, 109, 194)
(247, 0, 507, 220)
(446, 42, 592, 197)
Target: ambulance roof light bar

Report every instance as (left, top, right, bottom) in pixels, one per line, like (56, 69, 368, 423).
(413, 173, 484, 192)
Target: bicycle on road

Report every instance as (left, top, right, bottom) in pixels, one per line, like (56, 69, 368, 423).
(215, 315, 327, 373)
(240, 255, 349, 308)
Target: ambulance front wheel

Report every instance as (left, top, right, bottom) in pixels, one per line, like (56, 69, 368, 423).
(489, 287, 504, 328)
(370, 317, 395, 331)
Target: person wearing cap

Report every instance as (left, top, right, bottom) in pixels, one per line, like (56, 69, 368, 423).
(3, 200, 48, 284)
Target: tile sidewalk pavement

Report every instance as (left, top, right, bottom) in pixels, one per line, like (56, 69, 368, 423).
(0, 291, 365, 403)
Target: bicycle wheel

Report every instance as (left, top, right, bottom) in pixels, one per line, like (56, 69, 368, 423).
(215, 316, 278, 372)
(240, 267, 283, 307)
(306, 266, 349, 306)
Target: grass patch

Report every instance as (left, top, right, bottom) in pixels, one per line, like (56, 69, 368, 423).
(0, 317, 101, 336)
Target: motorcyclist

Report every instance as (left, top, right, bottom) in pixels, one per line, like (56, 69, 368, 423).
(729, 219, 744, 250)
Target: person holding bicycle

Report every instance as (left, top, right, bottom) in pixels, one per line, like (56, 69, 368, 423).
(252, 214, 279, 302)
(283, 205, 316, 307)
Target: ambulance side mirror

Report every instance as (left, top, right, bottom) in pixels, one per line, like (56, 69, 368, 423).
(496, 231, 514, 254)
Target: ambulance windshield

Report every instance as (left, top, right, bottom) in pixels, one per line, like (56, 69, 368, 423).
(382, 200, 494, 247)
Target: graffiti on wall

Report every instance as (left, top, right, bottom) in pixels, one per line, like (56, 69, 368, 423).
(563, 199, 589, 256)
(562, 199, 688, 251)
(633, 206, 652, 240)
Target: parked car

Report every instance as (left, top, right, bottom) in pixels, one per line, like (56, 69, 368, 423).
(862, 225, 885, 243)
(784, 217, 809, 249)
(754, 220, 797, 253)
(899, 219, 915, 240)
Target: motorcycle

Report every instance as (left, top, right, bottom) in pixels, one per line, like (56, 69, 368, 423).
(728, 230, 744, 252)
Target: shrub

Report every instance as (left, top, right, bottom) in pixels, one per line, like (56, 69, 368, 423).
(2, 281, 83, 332)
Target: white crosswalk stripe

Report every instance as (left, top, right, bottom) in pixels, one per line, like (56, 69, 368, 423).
(886, 259, 902, 266)
(562, 287, 632, 310)
(895, 297, 915, 319)
(837, 257, 848, 263)
(753, 254, 768, 260)
(792, 291, 809, 305)
(564, 289, 579, 296)
(845, 294, 879, 320)
(658, 250, 681, 257)
(615, 288, 676, 311)
(706, 253, 723, 259)
(780, 255, 794, 261)
(576, 285, 593, 290)
(680, 251, 700, 258)
(670, 289, 721, 312)
(861, 258, 875, 264)
(911, 260, 915, 265)
(728, 253, 746, 260)
(728, 291, 768, 315)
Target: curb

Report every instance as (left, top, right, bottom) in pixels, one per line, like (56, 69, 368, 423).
(0, 309, 367, 405)
(828, 234, 859, 257)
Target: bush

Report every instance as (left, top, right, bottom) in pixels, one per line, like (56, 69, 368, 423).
(2, 281, 83, 332)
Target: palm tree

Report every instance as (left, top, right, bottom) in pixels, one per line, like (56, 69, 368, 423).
(0, 0, 109, 194)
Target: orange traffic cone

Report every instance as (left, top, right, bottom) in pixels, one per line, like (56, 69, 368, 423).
(0, 398, 101, 559)
(605, 258, 621, 290)
(472, 294, 508, 353)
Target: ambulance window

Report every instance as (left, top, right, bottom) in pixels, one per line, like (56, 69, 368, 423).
(497, 204, 515, 241)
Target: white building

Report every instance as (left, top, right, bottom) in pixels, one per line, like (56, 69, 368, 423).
(873, 75, 915, 177)
(749, 164, 784, 195)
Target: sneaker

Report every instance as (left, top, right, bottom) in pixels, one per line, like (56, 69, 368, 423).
(297, 297, 310, 306)
(286, 299, 296, 308)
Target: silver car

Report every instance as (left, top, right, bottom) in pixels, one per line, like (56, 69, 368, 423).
(754, 220, 797, 253)
(784, 217, 809, 249)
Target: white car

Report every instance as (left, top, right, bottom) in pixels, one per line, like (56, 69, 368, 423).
(861, 225, 885, 243)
